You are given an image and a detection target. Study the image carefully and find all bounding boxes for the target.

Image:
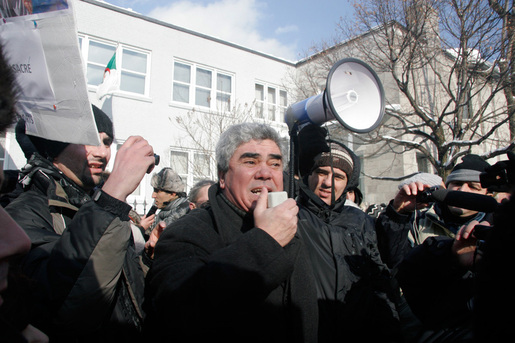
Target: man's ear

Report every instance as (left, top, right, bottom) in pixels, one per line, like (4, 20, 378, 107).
(219, 172, 225, 189)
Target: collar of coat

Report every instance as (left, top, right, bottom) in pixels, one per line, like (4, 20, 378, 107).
(18, 153, 91, 208)
(297, 181, 346, 222)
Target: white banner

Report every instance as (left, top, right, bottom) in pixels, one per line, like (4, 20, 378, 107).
(0, 0, 100, 146)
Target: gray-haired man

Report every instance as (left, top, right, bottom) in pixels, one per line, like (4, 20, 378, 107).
(144, 122, 318, 342)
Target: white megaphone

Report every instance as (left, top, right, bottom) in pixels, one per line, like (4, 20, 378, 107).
(285, 58, 385, 133)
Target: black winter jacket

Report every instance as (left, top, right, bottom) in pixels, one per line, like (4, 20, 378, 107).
(296, 182, 401, 342)
(5, 154, 145, 342)
(144, 184, 319, 343)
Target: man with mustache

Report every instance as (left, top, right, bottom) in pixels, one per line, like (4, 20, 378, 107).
(5, 105, 156, 342)
(144, 122, 318, 342)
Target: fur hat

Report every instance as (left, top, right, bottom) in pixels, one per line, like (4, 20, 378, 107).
(151, 168, 185, 193)
(445, 154, 490, 187)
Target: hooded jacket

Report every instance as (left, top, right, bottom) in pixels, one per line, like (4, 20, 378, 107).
(5, 154, 145, 342)
(144, 184, 319, 342)
(296, 139, 400, 342)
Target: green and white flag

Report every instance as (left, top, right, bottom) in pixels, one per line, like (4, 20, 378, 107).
(96, 50, 119, 100)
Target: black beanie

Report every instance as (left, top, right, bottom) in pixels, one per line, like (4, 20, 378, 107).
(297, 124, 330, 177)
(92, 105, 114, 140)
(28, 105, 114, 159)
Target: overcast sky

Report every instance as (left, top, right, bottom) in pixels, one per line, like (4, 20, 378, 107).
(99, 0, 355, 61)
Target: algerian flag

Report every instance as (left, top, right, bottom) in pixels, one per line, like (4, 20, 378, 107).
(96, 51, 119, 100)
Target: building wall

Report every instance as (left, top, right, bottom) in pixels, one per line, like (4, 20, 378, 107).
(75, 0, 296, 213)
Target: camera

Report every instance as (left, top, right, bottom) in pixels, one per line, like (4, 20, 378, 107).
(479, 151, 515, 192)
(416, 186, 440, 203)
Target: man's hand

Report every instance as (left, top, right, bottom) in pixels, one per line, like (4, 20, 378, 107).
(139, 214, 155, 231)
(453, 220, 490, 268)
(392, 181, 432, 214)
(102, 136, 155, 202)
(145, 221, 165, 259)
(253, 187, 298, 247)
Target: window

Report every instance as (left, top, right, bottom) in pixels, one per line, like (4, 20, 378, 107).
(170, 150, 189, 182)
(255, 83, 287, 122)
(120, 48, 148, 95)
(255, 84, 264, 118)
(173, 62, 191, 103)
(172, 60, 233, 111)
(79, 36, 150, 97)
(170, 149, 214, 191)
(195, 68, 212, 107)
(417, 153, 430, 173)
(85, 40, 116, 87)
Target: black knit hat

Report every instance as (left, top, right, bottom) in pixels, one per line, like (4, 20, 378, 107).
(297, 125, 330, 177)
(445, 154, 491, 187)
(27, 105, 113, 159)
(92, 105, 113, 140)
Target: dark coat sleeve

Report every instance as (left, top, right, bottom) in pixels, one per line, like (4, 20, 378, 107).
(359, 211, 402, 341)
(375, 200, 414, 269)
(5, 189, 134, 334)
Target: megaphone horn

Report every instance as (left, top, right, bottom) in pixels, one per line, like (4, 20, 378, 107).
(285, 58, 385, 133)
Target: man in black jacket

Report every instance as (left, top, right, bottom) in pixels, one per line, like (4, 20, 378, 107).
(5, 106, 156, 342)
(144, 122, 318, 343)
(295, 124, 400, 342)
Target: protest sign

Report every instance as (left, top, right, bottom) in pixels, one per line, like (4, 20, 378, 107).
(0, 0, 100, 146)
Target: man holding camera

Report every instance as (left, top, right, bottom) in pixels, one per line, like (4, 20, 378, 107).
(375, 154, 493, 269)
(5, 106, 156, 342)
(375, 154, 494, 341)
(397, 152, 514, 342)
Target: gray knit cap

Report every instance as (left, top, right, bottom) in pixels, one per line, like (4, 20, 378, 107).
(151, 167, 185, 193)
(445, 154, 490, 187)
(398, 172, 443, 190)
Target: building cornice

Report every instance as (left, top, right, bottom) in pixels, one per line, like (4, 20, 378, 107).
(81, 0, 297, 66)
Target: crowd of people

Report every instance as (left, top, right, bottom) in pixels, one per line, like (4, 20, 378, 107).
(1, 37, 511, 343)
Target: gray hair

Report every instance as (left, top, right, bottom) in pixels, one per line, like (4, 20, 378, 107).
(215, 123, 287, 176)
(188, 179, 216, 202)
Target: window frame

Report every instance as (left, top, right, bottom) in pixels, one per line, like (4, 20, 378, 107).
(169, 147, 215, 192)
(254, 82, 288, 122)
(79, 35, 151, 99)
(171, 59, 234, 112)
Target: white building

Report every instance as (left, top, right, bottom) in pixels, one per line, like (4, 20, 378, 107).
(2, 0, 296, 213)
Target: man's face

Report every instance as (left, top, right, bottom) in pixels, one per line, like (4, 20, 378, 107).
(219, 139, 283, 212)
(447, 180, 489, 217)
(53, 132, 112, 191)
(152, 188, 178, 209)
(308, 166, 348, 205)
